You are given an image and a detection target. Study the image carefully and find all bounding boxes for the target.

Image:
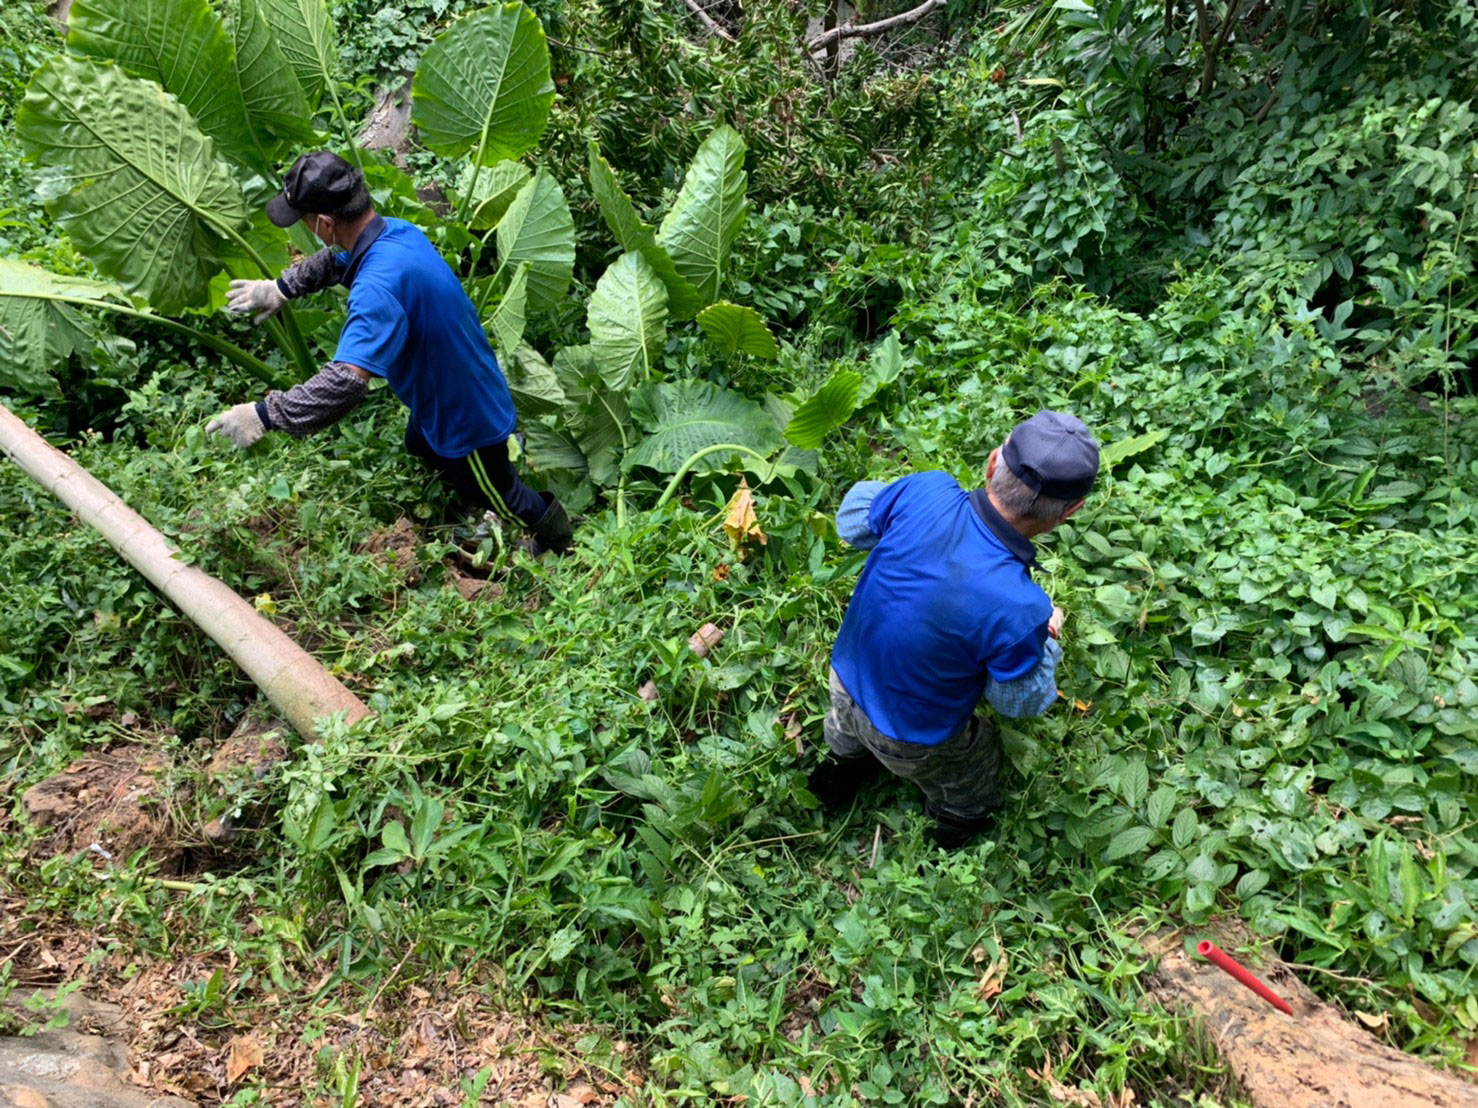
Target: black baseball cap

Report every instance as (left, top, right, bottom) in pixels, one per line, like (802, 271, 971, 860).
(266, 151, 363, 227)
(1001, 410, 1099, 501)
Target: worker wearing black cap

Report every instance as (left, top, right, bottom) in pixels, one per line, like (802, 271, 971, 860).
(206, 150, 572, 555)
(808, 410, 1100, 848)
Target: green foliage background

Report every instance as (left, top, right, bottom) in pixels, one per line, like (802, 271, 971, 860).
(2, 0, 1477, 1104)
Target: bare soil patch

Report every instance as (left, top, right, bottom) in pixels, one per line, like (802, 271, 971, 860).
(362, 517, 421, 583)
(2, 916, 642, 1106)
(20, 745, 179, 871)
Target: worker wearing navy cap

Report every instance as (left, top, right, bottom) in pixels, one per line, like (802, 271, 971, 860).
(810, 410, 1100, 848)
(206, 150, 572, 555)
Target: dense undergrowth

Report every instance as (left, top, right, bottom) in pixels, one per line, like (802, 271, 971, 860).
(3, 0, 1477, 1104)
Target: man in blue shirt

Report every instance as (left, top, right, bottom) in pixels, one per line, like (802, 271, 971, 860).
(811, 410, 1099, 848)
(206, 151, 571, 554)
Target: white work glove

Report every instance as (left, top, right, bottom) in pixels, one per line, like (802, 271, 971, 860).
(206, 403, 266, 448)
(226, 278, 288, 324)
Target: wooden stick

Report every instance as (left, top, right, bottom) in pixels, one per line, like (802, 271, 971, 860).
(808, 0, 944, 51)
(683, 0, 736, 42)
(0, 407, 371, 740)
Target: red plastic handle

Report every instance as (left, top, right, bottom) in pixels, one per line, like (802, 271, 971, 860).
(1197, 940, 1293, 1015)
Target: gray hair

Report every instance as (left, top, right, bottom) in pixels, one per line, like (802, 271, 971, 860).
(990, 458, 1078, 522)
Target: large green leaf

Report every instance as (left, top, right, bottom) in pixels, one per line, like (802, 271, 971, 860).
(225, 0, 317, 146)
(625, 379, 781, 475)
(461, 159, 531, 230)
(257, 0, 335, 110)
(495, 169, 574, 313)
(587, 252, 668, 392)
(856, 330, 904, 404)
(786, 369, 863, 449)
(507, 342, 564, 419)
(554, 344, 630, 486)
(1100, 428, 1168, 468)
(0, 261, 127, 394)
(412, 3, 554, 165)
(657, 125, 748, 307)
(552, 343, 599, 396)
(524, 421, 587, 475)
(587, 142, 703, 320)
(575, 388, 632, 487)
(696, 301, 779, 358)
(17, 57, 251, 314)
(489, 262, 529, 355)
(67, 0, 264, 167)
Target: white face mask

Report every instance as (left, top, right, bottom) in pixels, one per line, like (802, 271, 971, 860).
(308, 214, 334, 245)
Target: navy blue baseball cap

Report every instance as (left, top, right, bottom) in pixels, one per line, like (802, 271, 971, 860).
(266, 151, 362, 227)
(1002, 410, 1099, 500)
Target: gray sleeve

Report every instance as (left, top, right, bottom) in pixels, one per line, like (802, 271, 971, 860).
(275, 249, 345, 299)
(836, 480, 888, 549)
(258, 362, 368, 437)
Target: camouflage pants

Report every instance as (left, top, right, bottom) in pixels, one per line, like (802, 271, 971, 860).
(823, 667, 1003, 822)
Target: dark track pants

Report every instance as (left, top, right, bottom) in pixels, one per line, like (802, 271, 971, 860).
(404, 422, 547, 528)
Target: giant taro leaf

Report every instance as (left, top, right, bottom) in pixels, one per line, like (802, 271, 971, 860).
(624, 378, 781, 475)
(0, 261, 127, 394)
(67, 0, 264, 167)
(18, 57, 250, 314)
(257, 0, 336, 110)
(856, 330, 904, 404)
(507, 342, 564, 419)
(496, 170, 574, 313)
(224, 0, 317, 146)
(460, 159, 531, 230)
(412, 3, 554, 165)
(786, 369, 863, 449)
(696, 301, 779, 358)
(587, 142, 702, 320)
(656, 125, 748, 307)
(587, 252, 668, 392)
(523, 422, 587, 475)
(489, 262, 530, 355)
(554, 344, 631, 486)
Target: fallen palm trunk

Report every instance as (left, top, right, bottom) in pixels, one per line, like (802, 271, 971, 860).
(1147, 929, 1478, 1107)
(0, 406, 370, 739)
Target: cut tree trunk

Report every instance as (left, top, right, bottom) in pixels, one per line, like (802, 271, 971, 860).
(0, 406, 371, 740)
(1147, 929, 1478, 1107)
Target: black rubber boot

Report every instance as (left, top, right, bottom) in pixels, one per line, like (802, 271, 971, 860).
(520, 491, 573, 556)
(924, 803, 997, 849)
(806, 754, 882, 811)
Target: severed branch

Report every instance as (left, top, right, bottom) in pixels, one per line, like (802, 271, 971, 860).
(807, 0, 945, 52)
(683, 0, 736, 42)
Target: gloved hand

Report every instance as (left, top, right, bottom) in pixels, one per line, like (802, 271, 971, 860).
(206, 403, 266, 448)
(226, 278, 287, 324)
(1048, 605, 1065, 639)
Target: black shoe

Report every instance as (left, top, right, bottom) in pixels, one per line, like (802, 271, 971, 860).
(806, 755, 881, 811)
(924, 804, 997, 849)
(518, 491, 573, 556)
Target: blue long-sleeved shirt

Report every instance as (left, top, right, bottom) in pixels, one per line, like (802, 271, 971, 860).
(832, 474, 1061, 743)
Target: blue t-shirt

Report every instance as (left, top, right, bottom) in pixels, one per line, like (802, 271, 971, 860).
(333, 217, 516, 458)
(831, 471, 1052, 745)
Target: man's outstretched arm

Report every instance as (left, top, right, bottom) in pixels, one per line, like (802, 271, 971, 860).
(206, 363, 371, 447)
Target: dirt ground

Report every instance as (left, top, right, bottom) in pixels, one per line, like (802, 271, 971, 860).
(20, 745, 180, 872)
(1, 903, 640, 1106)
(7, 732, 637, 1105)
